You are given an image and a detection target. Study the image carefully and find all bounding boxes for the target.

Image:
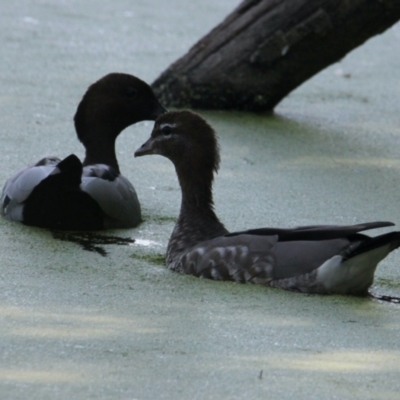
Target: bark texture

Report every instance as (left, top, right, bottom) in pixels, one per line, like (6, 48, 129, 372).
(152, 0, 400, 112)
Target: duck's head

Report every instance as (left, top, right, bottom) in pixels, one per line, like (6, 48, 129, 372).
(74, 73, 166, 144)
(135, 110, 220, 177)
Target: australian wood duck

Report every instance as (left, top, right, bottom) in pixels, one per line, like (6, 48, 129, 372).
(135, 110, 400, 296)
(2, 73, 166, 230)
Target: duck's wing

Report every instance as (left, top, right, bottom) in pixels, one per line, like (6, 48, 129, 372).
(173, 223, 400, 295)
(226, 221, 395, 241)
(81, 164, 141, 228)
(1, 157, 61, 221)
(174, 233, 338, 283)
(21, 155, 105, 230)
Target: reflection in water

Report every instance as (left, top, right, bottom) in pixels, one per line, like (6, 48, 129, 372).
(51, 231, 135, 256)
(0, 368, 83, 383)
(268, 350, 400, 373)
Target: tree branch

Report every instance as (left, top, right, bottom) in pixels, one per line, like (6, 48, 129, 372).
(152, 0, 400, 111)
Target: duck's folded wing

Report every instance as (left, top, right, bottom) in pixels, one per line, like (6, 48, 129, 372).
(1, 157, 60, 221)
(177, 234, 348, 283)
(81, 165, 141, 228)
(225, 221, 394, 241)
(176, 227, 400, 295)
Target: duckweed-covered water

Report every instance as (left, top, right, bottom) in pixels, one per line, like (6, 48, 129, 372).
(1, 1, 400, 399)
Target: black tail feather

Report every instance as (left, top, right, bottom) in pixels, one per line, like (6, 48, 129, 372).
(345, 232, 400, 260)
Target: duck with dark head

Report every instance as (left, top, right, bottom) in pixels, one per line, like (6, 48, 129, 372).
(2, 73, 166, 230)
(135, 110, 400, 297)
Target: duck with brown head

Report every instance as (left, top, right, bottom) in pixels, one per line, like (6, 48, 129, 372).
(135, 110, 400, 296)
(1, 73, 166, 230)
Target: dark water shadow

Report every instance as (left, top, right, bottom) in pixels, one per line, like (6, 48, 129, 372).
(369, 292, 400, 304)
(52, 231, 135, 256)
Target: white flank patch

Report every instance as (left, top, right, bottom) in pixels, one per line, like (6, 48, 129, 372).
(317, 245, 391, 293)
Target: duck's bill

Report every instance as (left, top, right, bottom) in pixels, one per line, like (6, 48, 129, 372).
(149, 102, 167, 120)
(134, 138, 158, 157)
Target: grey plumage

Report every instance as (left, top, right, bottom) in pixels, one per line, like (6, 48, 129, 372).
(1, 157, 61, 222)
(2, 158, 141, 228)
(81, 164, 141, 228)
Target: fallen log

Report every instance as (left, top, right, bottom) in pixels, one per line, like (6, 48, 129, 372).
(152, 0, 400, 112)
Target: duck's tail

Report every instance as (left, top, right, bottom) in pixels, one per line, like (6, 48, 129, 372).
(317, 231, 400, 296)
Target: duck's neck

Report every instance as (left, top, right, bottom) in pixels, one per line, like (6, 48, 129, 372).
(167, 166, 228, 265)
(82, 130, 120, 173)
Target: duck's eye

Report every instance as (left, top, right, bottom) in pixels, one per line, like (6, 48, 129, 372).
(126, 87, 137, 97)
(161, 125, 173, 135)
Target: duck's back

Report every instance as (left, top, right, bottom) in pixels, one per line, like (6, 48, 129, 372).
(2, 156, 141, 230)
(2, 155, 104, 230)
